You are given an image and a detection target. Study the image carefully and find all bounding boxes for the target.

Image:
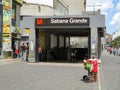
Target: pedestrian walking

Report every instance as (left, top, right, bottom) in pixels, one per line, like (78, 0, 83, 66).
(25, 42, 29, 62)
(20, 43, 25, 60)
(113, 48, 116, 56)
(118, 48, 120, 56)
(15, 49, 19, 58)
(109, 47, 112, 54)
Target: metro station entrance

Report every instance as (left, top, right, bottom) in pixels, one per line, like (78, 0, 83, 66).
(35, 27, 91, 62)
(32, 16, 105, 62)
(20, 14, 105, 63)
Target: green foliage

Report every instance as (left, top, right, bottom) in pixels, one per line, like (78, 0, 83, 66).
(112, 36, 120, 47)
(3, 51, 12, 59)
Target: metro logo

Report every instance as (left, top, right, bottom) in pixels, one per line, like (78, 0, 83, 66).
(36, 19, 43, 25)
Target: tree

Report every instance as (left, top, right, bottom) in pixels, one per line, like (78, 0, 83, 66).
(112, 36, 120, 47)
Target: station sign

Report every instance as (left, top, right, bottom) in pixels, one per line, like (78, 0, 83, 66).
(35, 17, 89, 26)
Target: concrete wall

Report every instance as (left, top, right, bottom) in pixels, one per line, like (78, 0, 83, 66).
(54, 0, 69, 15)
(20, 17, 36, 62)
(91, 27, 98, 58)
(21, 0, 69, 16)
(21, 4, 54, 16)
(82, 11, 105, 27)
(63, 0, 85, 15)
(90, 15, 105, 27)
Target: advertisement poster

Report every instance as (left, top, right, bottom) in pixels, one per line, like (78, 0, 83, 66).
(3, 10, 10, 25)
(3, 0, 10, 10)
(3, 0, 11, 44)
(3, 9, 10, 43)
(25, 28, 30, 35)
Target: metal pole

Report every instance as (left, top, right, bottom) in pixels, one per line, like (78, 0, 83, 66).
(10, 0, 12, 50)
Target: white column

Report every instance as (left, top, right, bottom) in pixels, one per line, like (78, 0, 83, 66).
(28, 28, 36, 62)
(91, 27, 98, 58)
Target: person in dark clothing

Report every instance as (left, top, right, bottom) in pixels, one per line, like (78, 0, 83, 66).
(37, 45, 42, 62)
(21, 43, 25, 60)
(25, 42, 29, 62)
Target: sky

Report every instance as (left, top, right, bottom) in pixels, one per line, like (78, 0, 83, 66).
(104, 0, 120, 34)
(86, 0, 120, 34)
(23, 0, 120, 34)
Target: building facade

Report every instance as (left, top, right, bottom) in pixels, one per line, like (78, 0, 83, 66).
(20, 0, 105, 62)
(21, 3, 54, 16)
(63, 0, 86, 15)
(0, 0, 22, 59)
(20, 13, 105, 62)
(106, 34, 112, 44)
(21, 0, 69, 16)
(20, 0, 69, 45)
